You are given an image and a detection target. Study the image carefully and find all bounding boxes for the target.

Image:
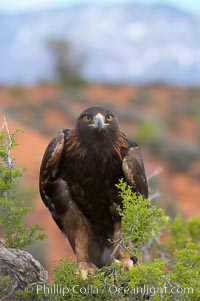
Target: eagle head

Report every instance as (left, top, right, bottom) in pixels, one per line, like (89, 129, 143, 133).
(75, 106, 120, 145)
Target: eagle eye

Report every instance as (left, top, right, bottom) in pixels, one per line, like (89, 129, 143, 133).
(83, 115, 92, 122)
(105, 114, 113, 122)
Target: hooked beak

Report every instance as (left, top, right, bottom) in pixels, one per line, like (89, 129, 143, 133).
(93, 113, 105, 129)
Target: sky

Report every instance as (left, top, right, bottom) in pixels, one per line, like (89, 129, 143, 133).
(1, 0, 200, 14)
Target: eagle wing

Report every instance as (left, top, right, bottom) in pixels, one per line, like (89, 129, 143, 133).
(39, 128, 71, 230)
(122, 140, 148, 199)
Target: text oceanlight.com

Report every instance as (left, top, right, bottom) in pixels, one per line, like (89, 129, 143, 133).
(35, 284, 194, 297)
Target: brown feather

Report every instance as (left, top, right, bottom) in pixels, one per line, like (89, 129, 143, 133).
(123, 146, 148, 199)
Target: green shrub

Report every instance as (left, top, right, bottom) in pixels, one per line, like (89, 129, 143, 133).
(164, 213, 200, 254)
(116, 179, 167, 254)
(135, 119, 163, 147)
(0, 127, 46, 249)
(9, 84, 26, 97)
(129, 241, 200, 301)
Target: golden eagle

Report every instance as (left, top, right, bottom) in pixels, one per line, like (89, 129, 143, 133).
(39, 106, 148, 278)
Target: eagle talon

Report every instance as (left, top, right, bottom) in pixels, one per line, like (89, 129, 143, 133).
(121, 258, 133, 270)
(77, 262, 96, 280)
(130, 255, 138, 264)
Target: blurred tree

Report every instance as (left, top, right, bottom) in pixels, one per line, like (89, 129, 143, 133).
(135, 119, 162, 147)
(47, 38, 87, 87)
(163, 140, 199, 172)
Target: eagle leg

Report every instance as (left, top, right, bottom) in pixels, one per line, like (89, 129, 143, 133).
(56, 186, 97, 279)
(73, 219, 96, 279)
(115, 244, 133, 270)
(112, 222, 133, 270)
(77, 262, 96, 280)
